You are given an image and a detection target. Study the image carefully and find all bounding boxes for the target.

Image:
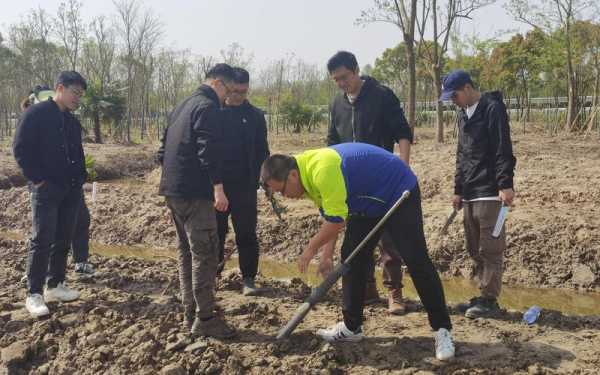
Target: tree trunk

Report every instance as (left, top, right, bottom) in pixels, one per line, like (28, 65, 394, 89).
(433, 66, 444, 143)
(93, 110, 102, 144)
(403, 0, 417, 138)
(405, 39, 416, 136)
(565, 21, 577, 131)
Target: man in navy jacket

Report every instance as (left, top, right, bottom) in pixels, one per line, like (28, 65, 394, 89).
(13, 71, 87, 317)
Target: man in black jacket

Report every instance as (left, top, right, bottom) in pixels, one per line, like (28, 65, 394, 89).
(441, 70, 516, 319)
(13, 71, 87, 317)
(327, 51, 413, 315)
(216, 68, 270, 296)
(158, 63, 236, 338)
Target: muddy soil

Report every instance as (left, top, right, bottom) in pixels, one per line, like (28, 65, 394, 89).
(1, 128, 598, 291)
(0, 142, 157, 190)
(1, 237, 600, 375)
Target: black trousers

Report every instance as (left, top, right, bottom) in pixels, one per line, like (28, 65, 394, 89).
(216, 184, 259, 279)
(71, 195, 90, 263)
(27, 182, 82, 294)
(341, 185, 452, 332)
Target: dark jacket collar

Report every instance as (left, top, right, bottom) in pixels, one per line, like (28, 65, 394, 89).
(463, 91, 503, 123)
(197, 84, 220, 104)
(343, 75, 379, 104)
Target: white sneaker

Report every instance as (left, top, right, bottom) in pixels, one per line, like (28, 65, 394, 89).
(434, 328, 455, 361)
(316, 322, 364, 343)
(25, 294, 50, 317)
(74, 262, 95, 275)
(44, 282, 80, 302)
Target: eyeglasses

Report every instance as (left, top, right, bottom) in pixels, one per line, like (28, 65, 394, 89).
(68, 87, 85, 98)
(231, 88, 249, 95)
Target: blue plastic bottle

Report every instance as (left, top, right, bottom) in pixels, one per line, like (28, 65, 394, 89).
(523, 306, 542, 324)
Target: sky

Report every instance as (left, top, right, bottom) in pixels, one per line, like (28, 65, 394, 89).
(0, 0, 530, 70)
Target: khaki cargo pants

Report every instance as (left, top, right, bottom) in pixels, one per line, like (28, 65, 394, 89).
(463, 200, 506, 299)
(166, 197, 219, 321)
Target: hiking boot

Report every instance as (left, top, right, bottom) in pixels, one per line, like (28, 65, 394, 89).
(242, 278, 260, 296)
(25, 294, 50, 317)
(364, 280, 380, 305)
(316, 322, 364, 343)
(74, 262, 95, 275)
(465, 297, 500, 319)
(456, 296, 484, 313)
(191, 316, 236, 339)
(388, 288, 406, 315)
(44, 283, 79, 303)
(434, 328, 455, 361)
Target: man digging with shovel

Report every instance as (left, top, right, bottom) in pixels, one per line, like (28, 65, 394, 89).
(260, 142, 455, 361)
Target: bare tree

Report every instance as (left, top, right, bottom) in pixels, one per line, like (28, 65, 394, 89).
(358, 0, 418, 135)
(83, 16, 116, 91)
(9, 8, 60, 86)
(56, 0, 84, 71)
(220, 42, 254, 69)
(508, 0, 594, 131)
(113, 0, 161, 142)
(194, 54, 216, 82)
(417, 0, 492, 142)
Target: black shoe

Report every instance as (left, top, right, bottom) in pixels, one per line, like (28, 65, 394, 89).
(465, 297, 500, 319)
(456, 296, 484, 313)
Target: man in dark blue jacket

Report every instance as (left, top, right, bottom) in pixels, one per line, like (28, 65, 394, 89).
(441, 70, 516, 319)
(327, 51, 412, 315)
(13, 71, 87, 317)
(158, 63, 237, 338)
(216, 68, 270, 296)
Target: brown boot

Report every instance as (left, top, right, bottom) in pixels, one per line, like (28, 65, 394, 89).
(388, 288, 406, 315)
(191, 316, 237, 339)
(364, 280, 381, 305)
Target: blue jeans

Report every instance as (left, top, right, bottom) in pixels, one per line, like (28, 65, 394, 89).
(27, 181, 82, 294)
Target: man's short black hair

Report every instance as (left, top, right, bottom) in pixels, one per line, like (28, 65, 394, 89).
(206, 63, 235, 82)
(327, 51, 359, 73)
(233, 67, 250, 84)
(260, 154, 298, 185)
(33, 84, 51, 95)
(55, 71, 87, 90)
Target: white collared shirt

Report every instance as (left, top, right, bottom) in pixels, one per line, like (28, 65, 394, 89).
(466, 101, 479, 119)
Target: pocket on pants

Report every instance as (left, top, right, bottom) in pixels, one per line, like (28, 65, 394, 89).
(189, 229, 219, 258)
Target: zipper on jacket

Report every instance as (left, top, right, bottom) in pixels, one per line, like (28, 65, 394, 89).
(351, 105, 356, 141)
(356, 195, 386, 204)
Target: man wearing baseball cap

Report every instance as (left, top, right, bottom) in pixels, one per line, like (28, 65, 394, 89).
(441, 70, 516, 319)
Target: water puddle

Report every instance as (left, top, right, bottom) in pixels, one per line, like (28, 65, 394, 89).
(2, 229, 599, 316)
(254, 257, 600, 317)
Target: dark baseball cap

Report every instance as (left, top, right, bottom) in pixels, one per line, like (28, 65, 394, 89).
(439, 70, 473, 101)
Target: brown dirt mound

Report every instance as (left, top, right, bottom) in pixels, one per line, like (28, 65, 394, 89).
(0, 142, 157, 190)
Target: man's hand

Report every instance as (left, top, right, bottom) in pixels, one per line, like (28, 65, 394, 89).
(214, 184, 229, 212)
(298, 246, 318, 274)
(499, 188, 515, 206)
(452, 194, 463, 211)
(318, 255, 334, 277)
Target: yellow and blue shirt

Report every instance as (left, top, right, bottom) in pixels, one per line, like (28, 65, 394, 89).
(294, 143, 417, 222)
